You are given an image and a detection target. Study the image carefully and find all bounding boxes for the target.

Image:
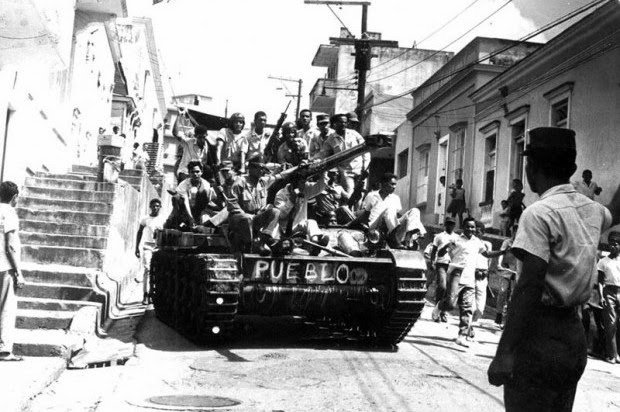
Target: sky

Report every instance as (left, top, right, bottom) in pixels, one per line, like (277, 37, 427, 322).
(133, 0, 596, 121)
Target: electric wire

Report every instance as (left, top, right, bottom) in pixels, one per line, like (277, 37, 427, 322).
(361, 0, 608, 111)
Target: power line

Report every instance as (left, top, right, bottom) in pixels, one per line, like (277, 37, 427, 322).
(367, 0, 513, 83)
(361, 0, 607, 111)
(333, 0, 504, 85)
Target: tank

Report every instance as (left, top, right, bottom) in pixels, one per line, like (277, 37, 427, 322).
(150, 134, 428, 347)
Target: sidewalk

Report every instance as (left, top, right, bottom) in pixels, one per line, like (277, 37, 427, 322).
(0, 357, 66, 412)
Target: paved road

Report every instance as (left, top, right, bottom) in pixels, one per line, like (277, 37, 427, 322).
(29, 305, 620, 411)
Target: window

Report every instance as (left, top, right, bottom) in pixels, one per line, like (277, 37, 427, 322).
(551, 98, 569, 127)
(483, 133, 497, 203)
(450, 128, 465, 184)
(416, 146, 430, 204)
(510, 119, 525, 182)
(397, 149, 408, 178)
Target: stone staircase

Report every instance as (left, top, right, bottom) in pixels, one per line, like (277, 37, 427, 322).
(14, 165, 147, 357)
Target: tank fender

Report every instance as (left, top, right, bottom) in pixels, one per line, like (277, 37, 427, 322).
(379, 249, 427, 271)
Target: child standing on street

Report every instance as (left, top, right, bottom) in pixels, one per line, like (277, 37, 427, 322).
(136, 199, 165, 305)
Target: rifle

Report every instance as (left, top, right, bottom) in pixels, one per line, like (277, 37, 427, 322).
(266, 134, 392, 203)
(264, 100, 292, 162)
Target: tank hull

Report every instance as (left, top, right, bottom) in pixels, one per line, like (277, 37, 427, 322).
(151, 249, 427, 346)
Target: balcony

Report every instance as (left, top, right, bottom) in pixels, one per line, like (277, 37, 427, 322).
(309, 78, 337, 114)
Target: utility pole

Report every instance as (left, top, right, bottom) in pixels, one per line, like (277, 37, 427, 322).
(268, 75, 302, 119)
(304, 1, 373, 126)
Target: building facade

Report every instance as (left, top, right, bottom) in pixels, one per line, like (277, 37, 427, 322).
(469, 2, 620, 234)
(395, 37, 541, 228)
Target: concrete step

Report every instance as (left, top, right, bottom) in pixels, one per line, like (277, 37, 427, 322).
(17, 282, 104, 303)
(20, 220, 109, 237)
(19, 197, 113, 214)
(35, 172, 97, 181)
(18, 297, 102, 312)
(21, 245, 104, 268)
(20, 232, 107, 250)
(71, 165, 98, 175)
(22, 186, 116, 203)
(119, 168, 145, 178)
(17, 208, 111, 226)
(17, 309, 74, 330)
(24, 176, 115, 192)
(14, 329, 82, 357)
(21, 263, 96, 288)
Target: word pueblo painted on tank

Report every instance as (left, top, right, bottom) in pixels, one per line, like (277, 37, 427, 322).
(251, 259, 369, 285)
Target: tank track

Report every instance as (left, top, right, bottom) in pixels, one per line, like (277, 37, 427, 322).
(374, 269, 427, 346)
(151, 252, 241, 344)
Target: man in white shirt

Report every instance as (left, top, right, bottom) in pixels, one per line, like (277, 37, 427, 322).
(433, 217, 507, 347)
(573, 169, 602, 200)
(353, 173, 426, 249)
(175, 161, 219, 226)
(473, 221, 493, 326)
(325, 114, 370, 198)
(296, 109, 320, 149)
(135, 199, 165, 304)
(217, 113, 249, 173)
(247, 111, 270, 161)
(430, 217, 459, 322)
(308, 114, 333, 160)
(488, 127, 615, 411)
(0, 182, 24, 362)
(172, 109, 209, 183)
(598, 231, 620, 363)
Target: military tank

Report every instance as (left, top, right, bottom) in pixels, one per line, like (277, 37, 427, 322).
(150, 135, 427, 347)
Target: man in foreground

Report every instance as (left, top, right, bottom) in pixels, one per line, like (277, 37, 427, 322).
(0, 181, 24, 362)
(488, 127, 614, 411)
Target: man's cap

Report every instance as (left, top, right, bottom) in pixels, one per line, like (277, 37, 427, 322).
(316, 114, 330, 124)
(444, 217, 456, 224)
(219, 160, 234, 171)
(347, 111, 359, 123)
(523, 127, 576, 155)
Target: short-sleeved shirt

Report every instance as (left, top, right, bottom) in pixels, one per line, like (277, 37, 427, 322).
(177, 137, 208, 175)
(362, 191, 402, 230)
(277, 140, 308, 166)
(308, 130, 334, 160)
(598, 256, 620, 286)
(176, 178, 217, 209)
(324, 129, 369, 175)
(275, 178, 326, 231)
(512, 184, 612, 307)
(228, 175, 276, 214)
(139, 214, 166, 250)
(297, 127, 320, 149)
(219, 128, 249, 168)
(448, 234, 487, 287)
(246, 129, 271, 161)
(432, 231, 460, 264)
(572, 180, 601, 200)
(0, 203, 19, 272)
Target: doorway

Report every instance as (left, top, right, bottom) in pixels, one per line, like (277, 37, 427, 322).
(435, 135, 449, 223)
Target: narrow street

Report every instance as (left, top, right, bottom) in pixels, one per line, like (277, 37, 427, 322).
(29, 305, 620, 412)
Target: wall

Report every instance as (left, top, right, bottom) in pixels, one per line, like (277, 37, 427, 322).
(471, 47, 620, 230)
(394, 120, 412, 206)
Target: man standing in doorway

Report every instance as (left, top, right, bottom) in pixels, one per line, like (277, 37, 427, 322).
(0, 182, 24, 362)
(488, 127, 614, 411)
(573, 169, 602, 200)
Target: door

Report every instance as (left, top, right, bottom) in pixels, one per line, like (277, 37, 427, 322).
(435, 135, 449, 223)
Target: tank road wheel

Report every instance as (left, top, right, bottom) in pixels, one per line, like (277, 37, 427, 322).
(374, 269, 427, 347)
(192, 256, 241, 345)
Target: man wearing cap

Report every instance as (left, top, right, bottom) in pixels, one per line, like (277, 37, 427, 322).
(296, 109, 320, 149)
(488, 127, 615, 411)
(172, 108, 209, 183)
(325, 114, 370, 198)
(212, 157, 282, 253)
(346, 111, 360, 133)
(308, 114, 333, 160)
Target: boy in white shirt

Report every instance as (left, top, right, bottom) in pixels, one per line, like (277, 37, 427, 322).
(135, 199, 165, 304)
(430, 217, 459, 322)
